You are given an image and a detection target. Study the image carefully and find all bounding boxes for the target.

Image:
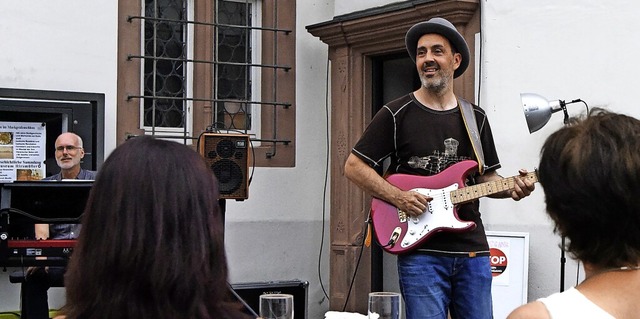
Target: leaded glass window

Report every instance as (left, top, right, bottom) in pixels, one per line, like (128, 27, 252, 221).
(142, 0, 189, 131)
(214, 0, 257, 131)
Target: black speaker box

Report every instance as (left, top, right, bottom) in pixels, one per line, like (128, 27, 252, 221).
(199, 133, 250, 200)
(232, 280, 309, 319)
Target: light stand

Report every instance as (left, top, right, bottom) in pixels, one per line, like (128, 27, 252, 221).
(520, 93, 587, 292)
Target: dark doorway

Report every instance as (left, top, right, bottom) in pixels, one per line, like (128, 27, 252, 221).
(369, 52, 418, 292)
(371, 52, 420, 114)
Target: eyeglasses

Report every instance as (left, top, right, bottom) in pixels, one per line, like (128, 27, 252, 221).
(55, 145, 82, 152)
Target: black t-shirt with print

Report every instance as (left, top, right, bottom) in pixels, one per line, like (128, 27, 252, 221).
(352, 93, 501, 254)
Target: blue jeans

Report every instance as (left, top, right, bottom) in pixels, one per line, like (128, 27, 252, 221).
(397, 254, 493, 319)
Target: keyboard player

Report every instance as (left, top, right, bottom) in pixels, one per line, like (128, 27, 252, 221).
(20, 132, 97, 319)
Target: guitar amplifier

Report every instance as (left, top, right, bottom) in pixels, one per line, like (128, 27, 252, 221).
(231, 280, 309, 319)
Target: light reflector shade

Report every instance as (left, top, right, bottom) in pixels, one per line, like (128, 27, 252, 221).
(521, 93, 561, 133)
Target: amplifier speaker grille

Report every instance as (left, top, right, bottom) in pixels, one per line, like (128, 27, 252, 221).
(199, 133, 250, 200)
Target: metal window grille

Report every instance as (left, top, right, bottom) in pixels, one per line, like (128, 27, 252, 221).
(139, 0, 189, 133)
(127, 0, 291, 155)
(214, 0, 253, 131)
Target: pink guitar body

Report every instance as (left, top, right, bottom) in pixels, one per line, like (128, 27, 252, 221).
(370, 160, 479, 254)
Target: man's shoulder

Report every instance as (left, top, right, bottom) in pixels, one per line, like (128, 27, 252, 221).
(384, 94, 414, 112)
(43, 169, 97, 180)
(458, 97, 489, 121)
(458, 97, 486, 112)
(43, 173, 60, 181)
(80, 169, 98, 180)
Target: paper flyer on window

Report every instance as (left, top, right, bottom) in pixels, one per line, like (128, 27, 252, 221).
(0, 121, 47, 182)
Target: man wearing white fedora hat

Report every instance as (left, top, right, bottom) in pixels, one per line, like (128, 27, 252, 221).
(345, 17, 535, 319)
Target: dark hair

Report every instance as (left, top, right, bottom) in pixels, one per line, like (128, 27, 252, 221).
(538, 108, 640, 268)
(62, 136, 251, 319)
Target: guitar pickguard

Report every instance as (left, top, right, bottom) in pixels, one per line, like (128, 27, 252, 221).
(399, 183, 474, 248)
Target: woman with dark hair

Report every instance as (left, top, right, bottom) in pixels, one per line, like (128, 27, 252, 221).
(58, 136, 254, 319)
(508, 109, 640, 318)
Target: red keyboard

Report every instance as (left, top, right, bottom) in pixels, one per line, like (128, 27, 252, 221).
(8, 239, 76, 249)
(0, 239, 76, 266)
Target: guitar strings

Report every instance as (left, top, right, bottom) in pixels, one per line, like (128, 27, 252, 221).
(410, 174, 532, 203)
(412, 177, 520, 202)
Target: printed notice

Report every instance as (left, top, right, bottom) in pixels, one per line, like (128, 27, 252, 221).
(487, 231, 529, 319)
(489, 238, 511, 286)
(0, 122, 46, 182)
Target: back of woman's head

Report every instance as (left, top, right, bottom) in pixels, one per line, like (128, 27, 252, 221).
(539, 108, 640, 267)
(63, 136, 247, 318)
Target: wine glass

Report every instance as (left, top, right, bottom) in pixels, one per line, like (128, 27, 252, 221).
(259, 293, 294, 319)
(368, 292, 401, 319)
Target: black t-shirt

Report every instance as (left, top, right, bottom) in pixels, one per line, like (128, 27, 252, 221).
(352, 93, 501, 255)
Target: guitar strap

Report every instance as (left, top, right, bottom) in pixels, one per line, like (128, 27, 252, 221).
(458, 98, 486, 175)
(365, 216, 372, 248)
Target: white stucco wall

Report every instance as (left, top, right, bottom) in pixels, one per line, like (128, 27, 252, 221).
(1, 0, 639, 318)
(0, 0, 119, 154)
(333, 0, 406, 16)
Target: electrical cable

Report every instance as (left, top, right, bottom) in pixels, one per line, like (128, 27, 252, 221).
(477, 0, 483, 106)
(317, 54, 331, 301)
(341, 218, 369, 312)
(579, 99, 590, 114)
(227, 282, 259, 317)
(0, 208, 80, 223)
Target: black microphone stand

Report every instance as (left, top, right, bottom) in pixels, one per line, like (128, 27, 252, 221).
(559, 101, 569, 292)
(557, 98, 590, 292)
(560, 237, 566, 292)
(220, 199, 259, 317)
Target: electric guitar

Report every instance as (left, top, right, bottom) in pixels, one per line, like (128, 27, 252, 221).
(370, 160, 538, 254)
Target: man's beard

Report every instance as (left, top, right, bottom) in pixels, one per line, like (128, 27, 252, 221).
(419, 63, 452, 96)
(56, 158, 78, 170)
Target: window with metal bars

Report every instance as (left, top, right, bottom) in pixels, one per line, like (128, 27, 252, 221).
(214, 0, 259, 132)
(141, 0, 190, 133)
(123, 0, 295, 165)
(141, 0, 258, 132)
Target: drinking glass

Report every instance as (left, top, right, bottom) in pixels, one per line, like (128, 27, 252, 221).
(368, 292, 401, 319)
(259, 293, 294, 319)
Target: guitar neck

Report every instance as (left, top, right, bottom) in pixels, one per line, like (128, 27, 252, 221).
(450, 171, 538, 204)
